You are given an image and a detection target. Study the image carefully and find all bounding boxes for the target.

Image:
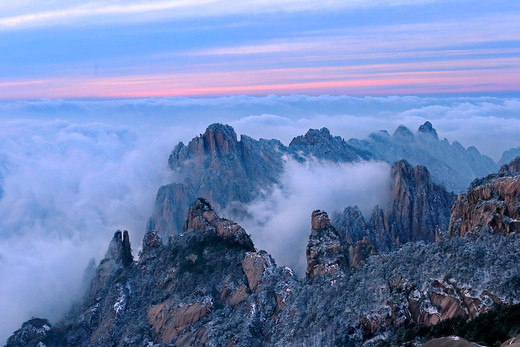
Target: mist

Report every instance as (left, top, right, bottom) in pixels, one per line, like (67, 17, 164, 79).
(1, 95, 520, 342)
(0, 119, 181, 342)
(237, 159, 391, 276)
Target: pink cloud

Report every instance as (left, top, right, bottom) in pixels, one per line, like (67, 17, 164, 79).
(1, 62, 519, 99)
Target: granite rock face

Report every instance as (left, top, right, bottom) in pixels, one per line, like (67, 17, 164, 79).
(333, 160, 456, 260)
(449, 157, 520, 236)
(347, 121, 498, 192)
(149, 123, 287, 237)
(7, 199, 520, 347)
(306, 210, 347, 280)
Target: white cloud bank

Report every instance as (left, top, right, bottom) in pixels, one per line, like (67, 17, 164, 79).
(238, 159, 391, 276)
(0, 119, 181, 342)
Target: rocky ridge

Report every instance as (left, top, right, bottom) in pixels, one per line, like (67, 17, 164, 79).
(333, 160, 456, 264)
(149, 122, 495, 241)
(449, 157, 520, 237)
(8, 193, 520, 346)
(347, 121, 497, 192)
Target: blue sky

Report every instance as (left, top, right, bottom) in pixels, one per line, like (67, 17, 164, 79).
(1, 0, 519, 98)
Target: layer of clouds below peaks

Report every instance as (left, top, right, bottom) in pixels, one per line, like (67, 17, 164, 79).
(238, 159, 391, 276)
(0, 95, 519, 342)
(0, 119, 181, 342)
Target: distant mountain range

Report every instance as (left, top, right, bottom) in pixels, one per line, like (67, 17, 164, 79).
(149, 121, 497, 240)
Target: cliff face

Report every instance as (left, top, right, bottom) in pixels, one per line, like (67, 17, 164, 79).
(449, 157, 520, 236)
(333, 160, 456, 262)
(149, 123, 287, 237)
(306, 210, 347, 280)
(8, 200, 520, 347)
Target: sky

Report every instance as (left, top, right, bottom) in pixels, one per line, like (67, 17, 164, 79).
(1, 0, 520, 343)
(1, 0, 519, 98)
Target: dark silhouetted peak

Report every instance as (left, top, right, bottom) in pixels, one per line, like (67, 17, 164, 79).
(418, 121, 439, 140)
(183, 198, 254, 250)
(306, 210, 346, 280)
(499, 156, 520, 175)
(392, 125, 415, 141)
(105, 230, 133, 267)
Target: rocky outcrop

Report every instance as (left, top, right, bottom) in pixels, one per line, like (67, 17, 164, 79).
(150, 123, 287, 237)
(306, 210, 347, 280)
(105, 230, 133, 267)
(8, 200, 520, 347)
(498, 156, 520, 175)
(449, 159, 520, 236)
(348, 236, 375, 269)
(147, 299, 212, 343)
(347, 121, 497, 192)
(334, 160, 456, 260)
(5, 318, 54, 347)
(183, 197, 255, 250)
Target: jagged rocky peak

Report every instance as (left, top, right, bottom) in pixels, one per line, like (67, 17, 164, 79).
(152, 123, 287, 238)
(289, 126, 373, 162)
(332, 160, 455, 259)
(183, 198, 255, 250)
(392, 124, 415, 141)
(105, 230, 133, 267)
(289, 127, 333, 146)
(169, 123, 238, 169)
(306, 210, 347, 280)
(200, 123, 238, 155)
(449, 158, 520, 236)
(347, 121, 498, 192)
(417, 120, 439, 140)
(499, 156, 520, 175)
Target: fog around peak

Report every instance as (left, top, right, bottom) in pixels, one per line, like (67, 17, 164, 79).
(1, 95, 520, 342)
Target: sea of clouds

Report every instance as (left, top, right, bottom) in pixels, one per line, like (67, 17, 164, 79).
(1, 95, 519, 342)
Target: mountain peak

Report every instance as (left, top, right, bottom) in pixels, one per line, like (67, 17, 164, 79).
(393, 125, 415, 141)
(306, 210, 346, 280)
(418, 121, 439, 140)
